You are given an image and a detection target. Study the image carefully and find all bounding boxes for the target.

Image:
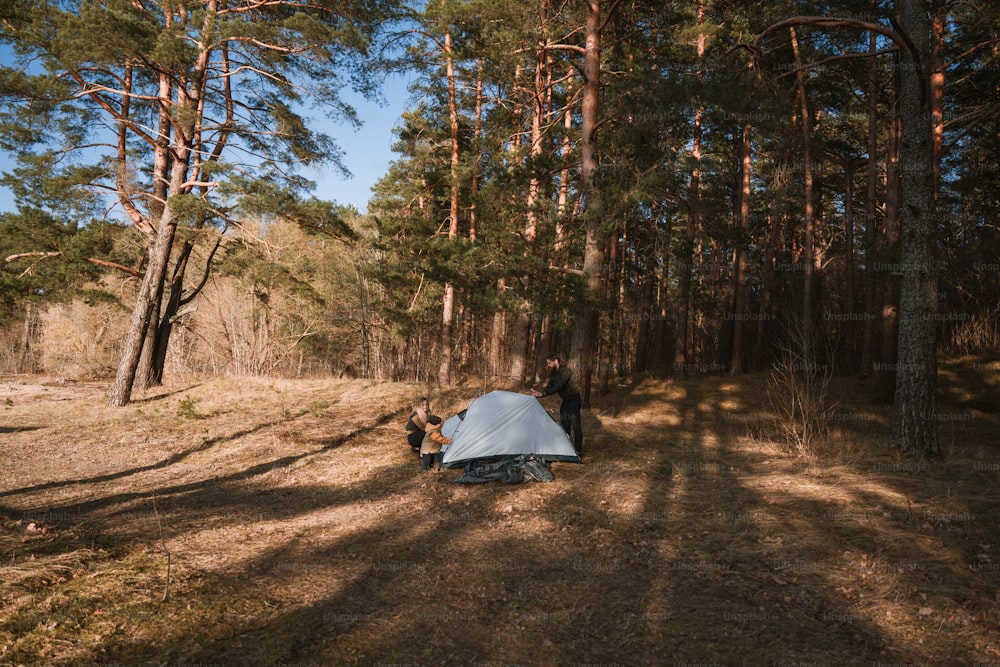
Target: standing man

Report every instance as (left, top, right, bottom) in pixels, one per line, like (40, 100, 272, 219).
(532, 354, 583, 458)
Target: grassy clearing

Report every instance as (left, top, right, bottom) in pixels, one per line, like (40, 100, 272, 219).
(1, 362, 998, 665)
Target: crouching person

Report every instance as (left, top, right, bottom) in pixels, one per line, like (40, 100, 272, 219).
(405, 397, 430, 458)
(420, 415, 451, 472)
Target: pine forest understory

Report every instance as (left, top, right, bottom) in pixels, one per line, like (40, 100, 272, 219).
(0, 0, 998, 455)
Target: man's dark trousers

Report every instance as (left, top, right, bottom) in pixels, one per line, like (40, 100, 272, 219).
(560, 395, 583, 455)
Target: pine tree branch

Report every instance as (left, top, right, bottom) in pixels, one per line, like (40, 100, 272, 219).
(3, 252, 143, 278)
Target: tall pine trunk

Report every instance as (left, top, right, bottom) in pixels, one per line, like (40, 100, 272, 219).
(791, 26, 817, 378)
(861, 29, 880, 378)
(571, 0, 608, 405)
(673, 0, 706, 379)
(439, 30, 460, 386)
(891, 0, 939, 454)
(108, 67, 192, 406)
(730, 122, 752, 375)
(108, 208, 181, 406)
(510, 22, 549, 388)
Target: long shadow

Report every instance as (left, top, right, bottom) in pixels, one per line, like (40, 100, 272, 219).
(121, 491, 651, 663)
(18, 374, 994, 665)
(129, 383, 204, 404)
(653, 375, 994, 664)
(0, 426, 43, 434)
(25, 408, 403, 525)
(70, 382, 692, 663)
(0, 423, 277, 499)
(618, 377, 902, 663)
(752, 472, 994, 664)
(0, 407, 400, 501)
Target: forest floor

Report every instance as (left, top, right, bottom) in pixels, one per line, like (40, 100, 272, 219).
(1, 356, 999, 666)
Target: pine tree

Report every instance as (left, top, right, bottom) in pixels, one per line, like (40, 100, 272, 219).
(0, 0, 396, 404)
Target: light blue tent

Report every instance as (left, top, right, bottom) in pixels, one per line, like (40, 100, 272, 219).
(441, 391, 582, 474)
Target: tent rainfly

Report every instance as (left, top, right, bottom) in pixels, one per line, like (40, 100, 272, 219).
(440, 391, 582, 472)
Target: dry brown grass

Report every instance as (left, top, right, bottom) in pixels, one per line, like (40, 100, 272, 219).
(1, 362, 999, 666)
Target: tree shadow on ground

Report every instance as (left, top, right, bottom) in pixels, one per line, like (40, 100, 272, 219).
(129, 383, 204, 404)
(0, 426, 43, 434)
(5, 373, 997, 665)
(89, 376, 998, 665)
(0, 408, 400, 503)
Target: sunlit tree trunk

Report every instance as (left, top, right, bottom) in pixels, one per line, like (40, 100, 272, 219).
(109, 206, 182, 405)
(109, 64, 193, 406)
(19, 302, 34, 372)
(570, 0, 610, 406)
(510, 17, 549, 389)
(930, 0, 946, 193)
(470, 61, 482, 243)
(439, 30, 460, 386)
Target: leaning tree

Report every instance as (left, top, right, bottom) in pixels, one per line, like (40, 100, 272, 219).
(0, 0, 399, 405)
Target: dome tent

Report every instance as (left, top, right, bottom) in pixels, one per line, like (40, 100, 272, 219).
(441, 390, 582, 482)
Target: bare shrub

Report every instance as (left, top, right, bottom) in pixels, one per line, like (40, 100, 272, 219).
(38, 300, 129, 379)
(767, 341, 834, 456)
(945, 305, 999, 355)
(183, 277, 294, 377)
(0, 304, 42, 374)
(0, 324, 25, 374)
(0, 327, 21, 374)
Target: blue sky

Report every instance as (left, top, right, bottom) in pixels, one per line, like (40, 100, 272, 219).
(299, 75, 413, 212)
(0, 66, 412, 216)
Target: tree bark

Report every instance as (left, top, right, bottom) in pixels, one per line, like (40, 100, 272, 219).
(730, 122, 752, 375)
(571, 0, 609, 406)
(108, 209, 181, 406)
(876, 70, 902, 398)
(790, 26, 817, 376)
(439, 29, 460, 386)
(108, 64, 193, 406)
(891, 0, 939, 455)
(930, 0, 946, 192)
(19, 301, 34, 373)
(511, 17, 549, 389)
(673, 0, 705, 379)
(489, 298, 506, 381)
(470, 61, 483, 243)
